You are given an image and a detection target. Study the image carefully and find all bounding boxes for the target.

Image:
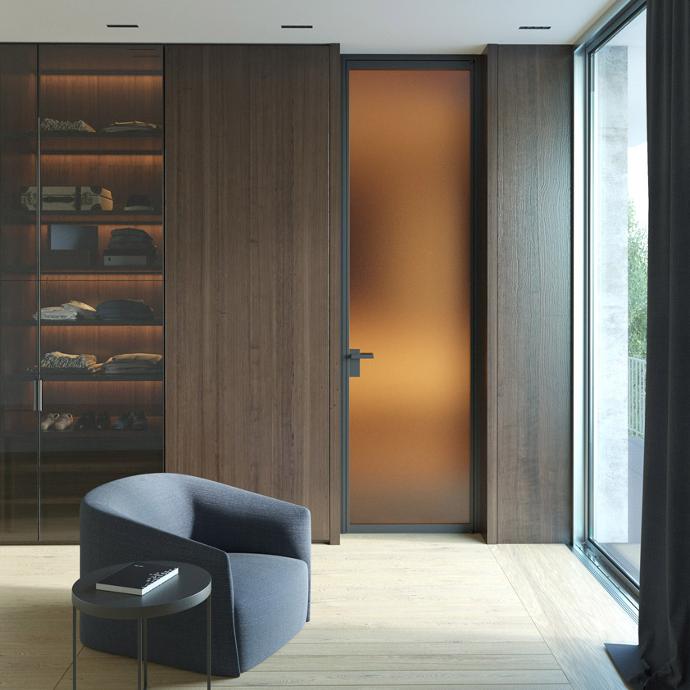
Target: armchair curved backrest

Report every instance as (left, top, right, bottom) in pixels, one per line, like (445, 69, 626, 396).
(84, 472, 197, 537)
(84, 473, 312, 563)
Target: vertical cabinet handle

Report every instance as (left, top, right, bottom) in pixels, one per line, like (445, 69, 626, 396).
(34, 379, 43, 413)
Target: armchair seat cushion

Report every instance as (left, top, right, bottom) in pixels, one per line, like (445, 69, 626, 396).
(229, 553, 308, 670)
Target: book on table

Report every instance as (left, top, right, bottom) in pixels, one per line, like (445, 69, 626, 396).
(96, 562, 178, 595)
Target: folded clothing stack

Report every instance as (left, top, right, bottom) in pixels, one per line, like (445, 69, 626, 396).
(41, 351, 99, 371)
(99, 353, 163, 375)
(124, 194, 155, 212)
(40, 118, 96, 133)
(101, 121, 161, 134)
(96, 299, 155, 322)
(105, 228, 157, 256)
(35, 300, 98, 321)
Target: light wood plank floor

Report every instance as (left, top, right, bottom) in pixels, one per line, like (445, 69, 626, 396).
(0, 534, 636, 689)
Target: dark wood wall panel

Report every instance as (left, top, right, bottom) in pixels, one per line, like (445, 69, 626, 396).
(484, 45, 572, 543)
(165, 45, 336, 542)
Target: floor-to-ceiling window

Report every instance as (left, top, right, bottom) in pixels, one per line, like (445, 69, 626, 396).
(586, 3, 647, 588)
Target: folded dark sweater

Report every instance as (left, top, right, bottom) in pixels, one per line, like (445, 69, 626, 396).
(96, 299, 155, 321)
(108, 238, 154, 247)
(102, 363, 162, 375)
(106, 228, 157, 254)
(99, 353, 163, 375)
(110, 228, 153, 241)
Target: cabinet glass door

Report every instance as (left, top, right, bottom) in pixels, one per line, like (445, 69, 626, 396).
(0, 45, 40, 542)
(37, 45, 164, 541)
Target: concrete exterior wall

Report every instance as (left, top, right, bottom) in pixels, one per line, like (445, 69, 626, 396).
(592, 46, 629, 543)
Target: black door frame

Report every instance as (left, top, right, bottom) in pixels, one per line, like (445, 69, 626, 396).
(341, 54, 483, 533)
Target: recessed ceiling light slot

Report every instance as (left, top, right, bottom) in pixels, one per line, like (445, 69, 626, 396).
(107, 24, 139, 29)
(518, 25, 551, 30)
(281, 24, 314, 29)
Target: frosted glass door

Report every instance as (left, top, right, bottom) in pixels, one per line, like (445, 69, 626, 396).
(348, 69, 472, 525)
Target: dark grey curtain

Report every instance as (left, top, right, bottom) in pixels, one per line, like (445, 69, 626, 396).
(609, 0, 690, 686)
(635, 0, 690, 688)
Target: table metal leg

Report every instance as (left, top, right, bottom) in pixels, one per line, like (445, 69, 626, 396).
(72, 607, 77, 690)
(143, 618, 148, 689)
(138, 617, 143, 690)
(206, 596, 212, 689)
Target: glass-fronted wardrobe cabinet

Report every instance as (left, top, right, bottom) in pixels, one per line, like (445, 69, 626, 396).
(0, 44, 164, 542)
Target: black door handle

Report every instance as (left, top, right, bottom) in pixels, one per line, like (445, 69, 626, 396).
(347, 348, 375, 377)
(349, 351, 374, 360)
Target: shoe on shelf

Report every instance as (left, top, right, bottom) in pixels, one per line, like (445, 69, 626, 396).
(95, 412, 110, 431)
(75, 412, 95, 432)
(40, 412, 60, 431)
(53, 413, 74, 432)
(112, 413, 132, 431)
(130, 411, 148, 431)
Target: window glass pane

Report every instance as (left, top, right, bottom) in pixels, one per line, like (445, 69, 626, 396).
(590, 9, 647, 584)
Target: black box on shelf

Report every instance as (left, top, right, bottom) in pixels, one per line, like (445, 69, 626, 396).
(44, 224, 98, 268)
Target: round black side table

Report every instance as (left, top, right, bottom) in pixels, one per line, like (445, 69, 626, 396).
(71, 561, 212, 690)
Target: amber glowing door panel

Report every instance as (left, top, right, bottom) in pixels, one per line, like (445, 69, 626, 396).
(348, 69, 472, 525)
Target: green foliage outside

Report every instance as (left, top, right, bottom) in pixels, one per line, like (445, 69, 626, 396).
(628, 202, 648, 358)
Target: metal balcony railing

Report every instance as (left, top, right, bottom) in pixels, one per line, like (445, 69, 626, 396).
(629, 356, 646, 438)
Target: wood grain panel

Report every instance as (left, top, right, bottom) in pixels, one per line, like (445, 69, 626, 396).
(38, 44, 162, 75)
(38, 74, 163, 132)
(38, 224, 164, 275)
(42, 380, 163, 416)
(484, 45, 572, 543)
(165, 45, 335, 542)
(492, 543, 636, 689)
(38, 154, 162, 212)
(39, 273, 163, 314)
(39, 325, 162, 365)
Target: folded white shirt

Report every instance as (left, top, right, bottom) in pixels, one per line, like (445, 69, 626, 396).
(34, 300, 97, 321)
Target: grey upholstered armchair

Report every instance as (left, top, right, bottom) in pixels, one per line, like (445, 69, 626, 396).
(79, 473, 311, 677)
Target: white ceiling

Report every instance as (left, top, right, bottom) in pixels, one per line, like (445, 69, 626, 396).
(0, 0, 620, 53)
